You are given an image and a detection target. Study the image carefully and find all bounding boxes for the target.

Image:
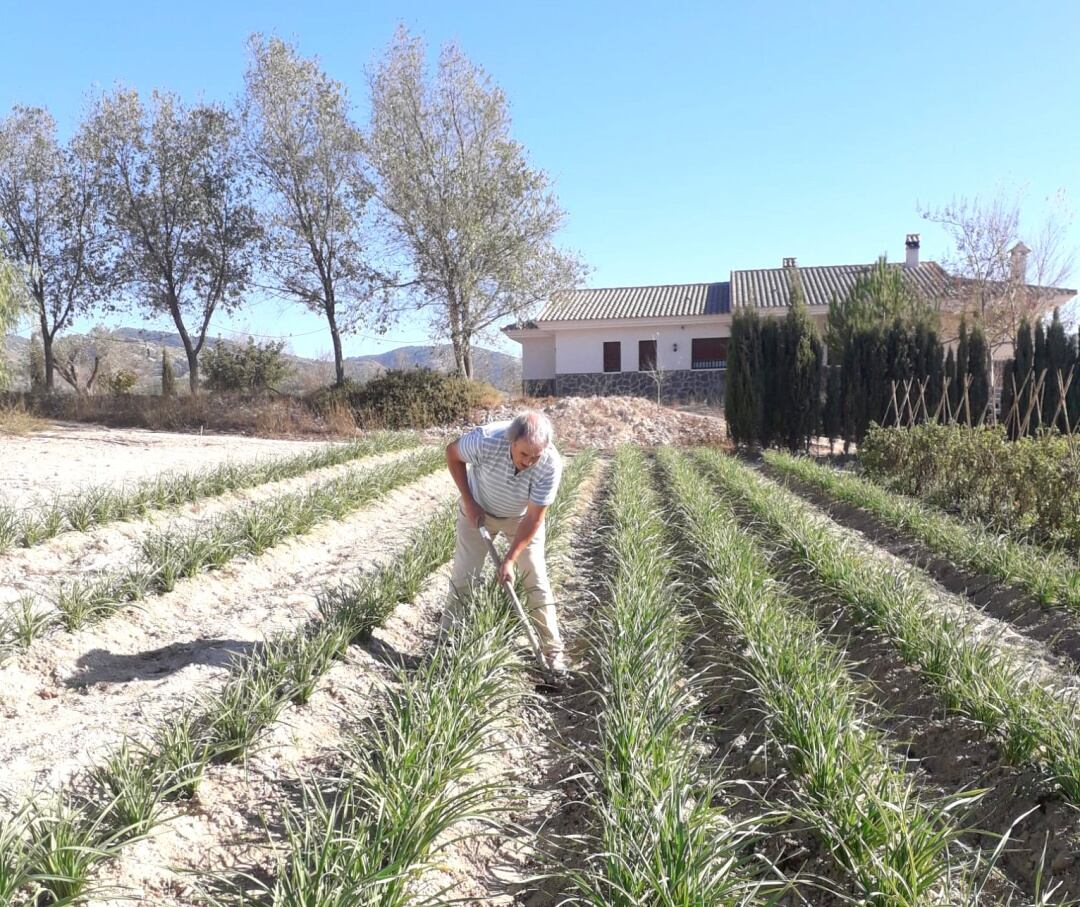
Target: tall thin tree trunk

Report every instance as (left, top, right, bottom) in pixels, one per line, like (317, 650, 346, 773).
(42, 328, 55, 392)
(186, 348, 200, 394)
(462, 342, 473, 380)
(326, 301, 345, 386)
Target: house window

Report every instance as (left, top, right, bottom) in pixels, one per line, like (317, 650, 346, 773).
(603, 341, 621, 373)
(638, 339, 657, 372)
(691, 337, 727, 369)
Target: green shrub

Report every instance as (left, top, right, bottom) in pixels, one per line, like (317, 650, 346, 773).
(107, 369, 139, 397)
(202, 338, 292, 393)
(861, 423, 1080, 550)
(313, 368, 500, 429)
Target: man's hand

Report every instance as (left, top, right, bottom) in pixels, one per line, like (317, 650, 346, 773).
(497, 556, 516, 585)
(463, 498, 486, 529)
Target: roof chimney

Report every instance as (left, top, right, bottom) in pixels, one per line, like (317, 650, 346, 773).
(905, 233, 920, 268)
(782, 257, 796, 269)
(1010, 241, 1030, 283)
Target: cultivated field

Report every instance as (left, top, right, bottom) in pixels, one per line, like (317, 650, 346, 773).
(2, 423, 1080, 905)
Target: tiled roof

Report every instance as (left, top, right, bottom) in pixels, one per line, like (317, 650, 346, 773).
(729, 261, 952, 309)
(513, 261, 1075, 328)
(536, 282, 730, 321)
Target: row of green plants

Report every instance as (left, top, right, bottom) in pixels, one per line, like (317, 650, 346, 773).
(0, 448, 444, 658)
(699, 449, 1080, 803)
(860, 423, 1080, 551)
(660, 448, 971, 906)
(0, 497, 462, 906)
(219, 450, 595, 906)
(561, 445, 770, 905)
(0, 431, 418, 552)
(765, 450, 1080, 612)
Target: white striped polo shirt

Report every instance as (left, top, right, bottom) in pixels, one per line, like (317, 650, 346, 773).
(458, 420, 563, 518)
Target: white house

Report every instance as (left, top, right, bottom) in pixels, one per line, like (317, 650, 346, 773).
(503, 235, 1076, 402)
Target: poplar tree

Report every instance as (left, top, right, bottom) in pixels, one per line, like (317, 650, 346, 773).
(368, 28, 585, 377)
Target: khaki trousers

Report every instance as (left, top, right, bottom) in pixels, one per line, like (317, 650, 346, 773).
(441, 503, 563, 658)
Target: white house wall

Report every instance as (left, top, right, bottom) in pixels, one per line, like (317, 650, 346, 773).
(519, 335, 556, 379)
(554, 322, 733, 374)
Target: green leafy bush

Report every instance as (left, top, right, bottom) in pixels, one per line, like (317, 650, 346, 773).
(313, 368, 500, 429)
(202, 338, 291, 393)
(107, 369, 139, 396)
(861, 423, 1080, 550)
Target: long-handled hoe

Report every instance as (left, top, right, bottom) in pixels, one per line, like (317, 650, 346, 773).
(477, 526, 560, 689)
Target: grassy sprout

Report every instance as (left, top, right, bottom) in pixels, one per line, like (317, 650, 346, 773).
(32, 447, 444, 645)
(150, 706, 214, 801)
(696, 447, 1080, 804)
(0, 595, 56, 650)
(25, 795, 115, 905)
(202, 660, 293, 763)
(0, 806, 32, 903)
(765, 450, 1080, 613)
(90, 738, 170, 842)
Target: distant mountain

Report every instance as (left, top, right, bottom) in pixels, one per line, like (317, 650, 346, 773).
(2, 329, 521, 394)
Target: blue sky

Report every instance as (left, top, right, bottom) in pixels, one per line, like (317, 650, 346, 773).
(3, 0, 1078, 360)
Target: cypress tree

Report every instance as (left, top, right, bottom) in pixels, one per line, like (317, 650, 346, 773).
(954, 320, 970, 423)
(1011, 318, 1035, 436)
(781, 275, 824, 452)
(1045, 308, 1068, 430)
(944, 347, 958, 423)
(1067, 326, 1080, 433)
(822, 364, 843, 449)
(759, 316, 784, 448)
(1034, 319, 1048, 430)
(967, 324, 990, 425)
(161, 347, 176, 398)
(928, 330, 945, 422)
(724, 309, 763, 447)
(1000, 355, 1017, 438)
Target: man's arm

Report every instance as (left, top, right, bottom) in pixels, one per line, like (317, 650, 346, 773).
(446, 439, 485, 527)
(498, 502, 547, 583)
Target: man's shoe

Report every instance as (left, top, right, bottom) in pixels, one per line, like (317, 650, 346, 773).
(547, 653, 570, 676)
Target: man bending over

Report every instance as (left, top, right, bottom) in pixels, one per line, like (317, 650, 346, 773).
(442, 410, 566, 673)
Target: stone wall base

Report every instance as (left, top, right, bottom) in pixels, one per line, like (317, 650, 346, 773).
(522, 369, 725, 405)
(522, 378, 556, 397)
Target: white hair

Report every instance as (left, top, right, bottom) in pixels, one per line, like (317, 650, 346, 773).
(507, 410, 553, 447)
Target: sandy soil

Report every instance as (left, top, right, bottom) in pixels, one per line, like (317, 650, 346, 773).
(0, 445, 417, 610)
(0, 423, 329, 510)
(85, 458, 604, 907)
(0, 470, 455, 805)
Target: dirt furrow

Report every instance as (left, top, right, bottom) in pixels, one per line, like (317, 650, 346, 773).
(0, 446, 418, 608)
(0, 471, 455, 803)
(88, 566, 449, 907)
(793, 570, 1080, 901)
(412, 458, 608, 906)
(765, 464, 1080, 672)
